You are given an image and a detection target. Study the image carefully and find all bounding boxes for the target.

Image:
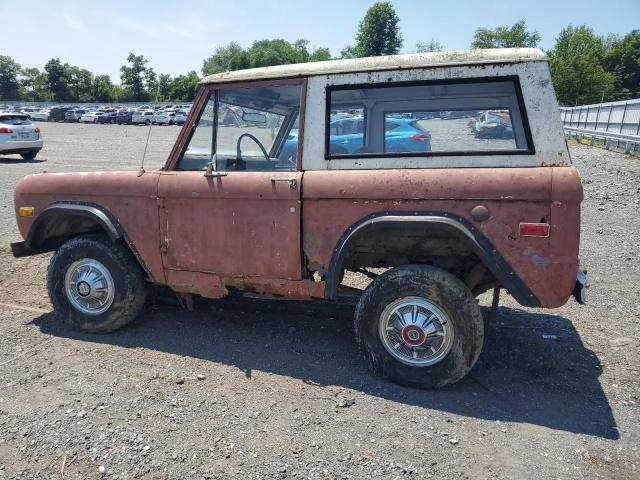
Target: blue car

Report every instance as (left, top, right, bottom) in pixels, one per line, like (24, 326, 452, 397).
(278, 116, 431, 161)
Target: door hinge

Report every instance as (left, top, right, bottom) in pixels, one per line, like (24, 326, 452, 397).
(156, 196, 166, 209)
(160, 243, 168, 255)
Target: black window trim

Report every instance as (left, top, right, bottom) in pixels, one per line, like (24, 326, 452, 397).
(324, 75, 535, 160)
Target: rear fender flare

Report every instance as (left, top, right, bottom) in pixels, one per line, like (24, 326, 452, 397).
(324, 211, 540, 307)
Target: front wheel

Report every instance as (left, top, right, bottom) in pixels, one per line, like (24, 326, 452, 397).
(47, 234, 147, 333)
(354, 265, 484, 389)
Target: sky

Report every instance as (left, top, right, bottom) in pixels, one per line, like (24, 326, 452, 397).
(1, 0, 638, 82)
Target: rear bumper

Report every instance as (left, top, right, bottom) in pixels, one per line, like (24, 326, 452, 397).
(0, 139, 43, 154)
(573, 270, 588, 304)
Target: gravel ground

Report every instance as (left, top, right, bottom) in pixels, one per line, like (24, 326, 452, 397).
(0, 122, 638, 479)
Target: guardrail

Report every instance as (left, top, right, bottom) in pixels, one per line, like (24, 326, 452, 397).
(564, 126, 640, 154)
(560, 99, 640, 154)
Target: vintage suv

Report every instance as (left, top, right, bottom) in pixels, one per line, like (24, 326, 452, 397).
(11, 49, 585, 388)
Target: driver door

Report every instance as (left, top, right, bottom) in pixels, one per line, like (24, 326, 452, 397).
(158, 81, 305, 286)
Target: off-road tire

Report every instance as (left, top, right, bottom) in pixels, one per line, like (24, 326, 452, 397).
(354, 265, 484, 389)
(47, 234, 147, 333)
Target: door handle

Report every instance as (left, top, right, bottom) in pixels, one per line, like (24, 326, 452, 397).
(271, 177, 297, 189)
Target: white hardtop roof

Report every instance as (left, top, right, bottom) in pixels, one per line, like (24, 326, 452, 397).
(201, 48, 547, 85)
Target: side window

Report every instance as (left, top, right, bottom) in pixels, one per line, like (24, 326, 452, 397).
(216, 84, 301, 172)
(326, 79, 532, 158)
(177, 93, 215, 170)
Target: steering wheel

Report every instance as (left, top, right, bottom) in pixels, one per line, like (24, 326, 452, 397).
(233, 133, 270, 170)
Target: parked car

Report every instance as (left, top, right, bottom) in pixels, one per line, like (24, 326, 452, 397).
(48, 107, 72, 122)
(174, 110, 188, 126)
(132, 110, 155, 125)
(10, 49, 586, 389)
(29, 110, 51, 122)
(97, 112, 118, 124)
(79, 112, 103, 123)
(474, 110, 514, 139)
(0, 113, 43, 160)
(115, 111, 133, 125)
(153, 111, 177, 125)
(64, 109, 87, 123)
(279, 116, 431, 159)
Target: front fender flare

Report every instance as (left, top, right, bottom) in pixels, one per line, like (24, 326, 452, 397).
(324, 211, 541, 307)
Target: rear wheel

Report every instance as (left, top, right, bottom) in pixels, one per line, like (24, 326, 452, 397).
(354, 265, 484, 388)
(47, 234, 147, 333)
(145, 119, 151, 126)
(20, 150, 38, 161)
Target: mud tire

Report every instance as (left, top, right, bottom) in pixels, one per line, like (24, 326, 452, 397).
(354, 265, 484, 389)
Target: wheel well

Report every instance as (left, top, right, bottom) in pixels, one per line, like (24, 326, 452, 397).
(339, 226, 496, 295)
(28, 212, 110, 252)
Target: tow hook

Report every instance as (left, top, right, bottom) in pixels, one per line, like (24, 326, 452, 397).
(573, 270, 588, 304)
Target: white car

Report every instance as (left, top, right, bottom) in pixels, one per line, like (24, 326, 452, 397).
(29, 110, 51, 122)
(132, 110, 155, 125)
(0, 113, 43, 160)
(174, 110, 188, 125)
(153, 111, 177, 125)
(80, 112, 103, 123)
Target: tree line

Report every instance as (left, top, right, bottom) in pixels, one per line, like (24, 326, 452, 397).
(1, 2, 638, 105)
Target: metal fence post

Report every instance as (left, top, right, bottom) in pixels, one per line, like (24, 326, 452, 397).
(594, 102, 601, 131)
(606, 104, 613, 132)
(620, 102, 628, 133)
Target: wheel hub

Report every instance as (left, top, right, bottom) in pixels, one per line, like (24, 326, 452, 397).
(64, 259, 115, 316)
(378, 296, 454, 367)
(77, 281, 91, 297)
(401, 324, 427, 346)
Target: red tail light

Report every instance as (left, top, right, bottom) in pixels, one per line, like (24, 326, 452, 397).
(35, 127, 40, 134)
(0, 127, 13, 134)
(411, 133, 430, 141)
(519, 222, 550, 237)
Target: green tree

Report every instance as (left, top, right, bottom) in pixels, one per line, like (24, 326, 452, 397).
(44, 58, 70, 101)
(120, 53, 151, 102)
(549, 25, 615, 105)
(19, 67, 51, 101)
(0, 55, 21, 100)
(202, 42, 250, 75)
(67, 66, 94, 102)
(416, 40, 443, 53)
(471, 20, 540, 49)
(170, 71, 200, 101)
(342, 2, 402, 58)
(156, 73, 172, 101)
(604, 30, 640, 100)
(92, 75, 115, 103)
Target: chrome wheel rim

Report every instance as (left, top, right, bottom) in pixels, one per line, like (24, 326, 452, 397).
(378, 296, 454, 366)
(64, 259, 115, 315)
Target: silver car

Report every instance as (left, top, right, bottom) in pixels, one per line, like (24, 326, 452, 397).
(0, 114, 43, 160)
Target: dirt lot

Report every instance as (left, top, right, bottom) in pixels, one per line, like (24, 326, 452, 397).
(0, 122, 639, 479)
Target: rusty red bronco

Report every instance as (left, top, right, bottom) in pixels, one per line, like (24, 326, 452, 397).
(11, 48, 585, 388)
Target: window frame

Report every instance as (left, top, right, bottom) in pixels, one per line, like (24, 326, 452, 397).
(324, 75, 535, 160)
(165, 78, 307, 172)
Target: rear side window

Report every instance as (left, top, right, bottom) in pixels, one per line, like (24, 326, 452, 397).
(0, 115, 32, 125)
(326, 77, 533, 158)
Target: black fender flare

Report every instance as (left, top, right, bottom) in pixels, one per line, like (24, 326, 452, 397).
(324, 211, 541, 307)
(26, 202, 124, 250)
(23, 201, 153, 279)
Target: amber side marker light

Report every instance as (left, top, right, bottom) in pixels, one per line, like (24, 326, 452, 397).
(18, 207, 34, 217)
(519, 222, 550, 237)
